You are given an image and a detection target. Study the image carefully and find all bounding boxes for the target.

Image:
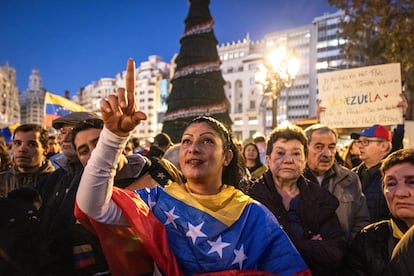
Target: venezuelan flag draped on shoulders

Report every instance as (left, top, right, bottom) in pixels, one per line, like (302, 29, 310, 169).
(44, 92, 85, 127)
(75, 182, 311, 276)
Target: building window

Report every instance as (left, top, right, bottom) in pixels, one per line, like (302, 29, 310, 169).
(250, 77, 256, 85)
(250, 100, 255, 109)
(248, 117, 258, 125)
(248, 63, 257, 71)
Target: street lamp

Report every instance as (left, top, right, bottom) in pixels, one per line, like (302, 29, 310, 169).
(255, 46, 300, 128)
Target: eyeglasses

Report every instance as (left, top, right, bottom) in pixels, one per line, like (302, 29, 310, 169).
(354, 139, 384, 147)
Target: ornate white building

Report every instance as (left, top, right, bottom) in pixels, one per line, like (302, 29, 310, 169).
(19, 69, 46, 126)
(217, 35, 266, 142)
(218, 24, 317, 141)
(0, 63, 20, 126)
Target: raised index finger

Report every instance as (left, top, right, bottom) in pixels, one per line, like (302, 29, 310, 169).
(125, 58, 136, 114)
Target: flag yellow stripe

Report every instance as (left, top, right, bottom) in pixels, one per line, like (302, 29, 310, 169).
(164, 182, 252, 227)
(45, 92, 85, 112)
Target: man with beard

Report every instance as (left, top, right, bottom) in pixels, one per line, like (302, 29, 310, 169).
(303, 124, 370, 243)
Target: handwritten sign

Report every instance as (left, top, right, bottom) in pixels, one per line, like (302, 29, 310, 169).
(318, 63, 403, 128)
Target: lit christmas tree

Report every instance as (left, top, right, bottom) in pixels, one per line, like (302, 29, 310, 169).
(162, 0, 232, 142)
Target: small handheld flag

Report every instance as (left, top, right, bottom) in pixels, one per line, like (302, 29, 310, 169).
(44, 92, 85, 127)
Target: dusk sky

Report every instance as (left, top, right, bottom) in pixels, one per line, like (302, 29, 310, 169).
(1, 0, 337, 97)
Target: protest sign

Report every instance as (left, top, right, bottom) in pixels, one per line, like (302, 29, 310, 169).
(318, 63, 403, 128)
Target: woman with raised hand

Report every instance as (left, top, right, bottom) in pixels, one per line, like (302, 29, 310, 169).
(75, 59, 310, 276)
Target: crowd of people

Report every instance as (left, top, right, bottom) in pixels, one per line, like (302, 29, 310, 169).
(0, 58, 412, 275)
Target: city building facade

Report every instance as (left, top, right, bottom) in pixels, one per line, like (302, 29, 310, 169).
(264, 24, 318, 132)
(19, 69, 46, 126)
(73, 77, 117, 113)
(0, 63, 20, 127)
(313, 10, 358, 74)
(73, 55, 170, 140)
(218, 24, 318, 141)
(130, 55, 170, 138)
(217, 35, 265, 142)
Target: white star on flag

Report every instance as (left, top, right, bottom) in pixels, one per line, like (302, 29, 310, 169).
(157, 172, 166, 179)
(207, 235, 231, 258)
(232, 244, 248, 269)
(147, 194, 156, 210)
(164, 207, 179, 228)
(186, 222, 207, 244)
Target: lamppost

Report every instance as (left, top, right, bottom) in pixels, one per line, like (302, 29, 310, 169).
(255, 46, 300, 129)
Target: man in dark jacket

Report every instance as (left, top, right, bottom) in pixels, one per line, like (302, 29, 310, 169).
(39, 112, 110, 276)
(0, 124, 54, 275)
(303, 124, 370, 243)
(351, 124, 394, 223)
(0, 124, 54, 198)
(0, 188, 43, 276)
(350, 95, 406, 223)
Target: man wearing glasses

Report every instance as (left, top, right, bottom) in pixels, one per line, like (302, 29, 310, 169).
(351, 124, 396, 223)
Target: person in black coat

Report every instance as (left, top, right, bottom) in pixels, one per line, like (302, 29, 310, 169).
(0, 188, 42, 276)
(246, 125, 346, 276)
(342, 148, 414, 275)
(39, 112, 110, 276)
(384, 223, 414, 276)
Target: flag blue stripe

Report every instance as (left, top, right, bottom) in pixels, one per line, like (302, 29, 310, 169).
(45, 103, 74, 116)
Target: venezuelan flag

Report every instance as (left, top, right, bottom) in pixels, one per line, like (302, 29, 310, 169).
(73, 244, 95, 269)
(44, 92, 85, 127)
(75, 184, 311, 276)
